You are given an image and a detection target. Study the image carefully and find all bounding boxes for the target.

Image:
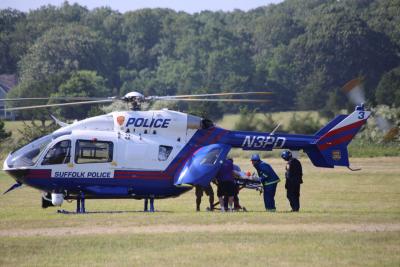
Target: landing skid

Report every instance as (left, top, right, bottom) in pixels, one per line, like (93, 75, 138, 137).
(211, 206, 248, 212)
(57, 195, 159, 214)
(57, 192, 86, 214)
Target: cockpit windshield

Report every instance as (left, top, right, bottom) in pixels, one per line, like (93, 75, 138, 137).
(5, 131, 71, 168)
(6, 134, 52, 168)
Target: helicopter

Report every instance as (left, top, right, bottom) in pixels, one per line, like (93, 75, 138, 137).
(1, 90, 370, 213)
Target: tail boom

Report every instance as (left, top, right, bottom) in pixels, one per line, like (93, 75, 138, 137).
(220, 105, 370, 169)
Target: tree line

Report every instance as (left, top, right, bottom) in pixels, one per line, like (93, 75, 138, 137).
(1, 0, 399, 120)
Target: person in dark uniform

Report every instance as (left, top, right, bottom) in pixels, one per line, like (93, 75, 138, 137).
(281, 150, 303, 212)
(251, 154, 280, 211)
(144, 197, 155, 212)
(195, 184, 214, 211)
(216, 158, 235, 212)
(223, 162, 243, 211)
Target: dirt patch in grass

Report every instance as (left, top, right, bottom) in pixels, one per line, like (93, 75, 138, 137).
(1, 223, 399, 237)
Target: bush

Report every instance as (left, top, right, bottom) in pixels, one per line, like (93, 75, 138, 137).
(285, 113, 323, 134)
(356, 105, 400, 144)
(0, 120, 11, 141)
(15, 120, 58, 148)
(234, 107, 278, 132)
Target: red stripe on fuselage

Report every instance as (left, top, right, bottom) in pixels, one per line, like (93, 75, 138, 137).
(319, 119, 366, 142)
(114, 170, 170, 179)
(114, 128, 217, 180)
(166, 128, 216, 175)
(26, 169, 51, 179)
(317, 133, 354, 151)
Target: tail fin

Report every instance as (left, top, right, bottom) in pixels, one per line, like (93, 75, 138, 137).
(305, 105, 370, 168)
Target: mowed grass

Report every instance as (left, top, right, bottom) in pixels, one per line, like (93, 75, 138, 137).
(3, 120, 53, 140)
(216, 110, 325, 130)
(0, 157, 399, 266)
(1, 232, 398, 267)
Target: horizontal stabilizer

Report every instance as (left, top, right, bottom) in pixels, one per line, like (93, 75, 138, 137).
(305, 106, 370, 168)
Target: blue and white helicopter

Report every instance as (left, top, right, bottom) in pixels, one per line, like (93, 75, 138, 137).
(2, 90, 370, 212)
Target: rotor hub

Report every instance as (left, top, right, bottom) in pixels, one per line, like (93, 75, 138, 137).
(121, 92, 146, 110)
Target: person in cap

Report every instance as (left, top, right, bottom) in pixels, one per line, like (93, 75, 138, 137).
(251, 154, 280, 211)
(281, 150, 303, 212)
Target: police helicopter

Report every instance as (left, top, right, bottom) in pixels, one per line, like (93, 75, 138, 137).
(2, 89, 370, 213)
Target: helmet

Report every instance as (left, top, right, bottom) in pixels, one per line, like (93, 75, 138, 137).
(281, 150, 292, 161)
(250, 154, 260, 161)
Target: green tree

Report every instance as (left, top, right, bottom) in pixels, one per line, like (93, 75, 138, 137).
(18, 25, 106, 84)
(16, 121, 57, 148)
(375, 67, 400, 107)
(272, 4, 399, 109)
(285, 113, 322, 134)
(0, 120, 11, 141)
(123, 9, 171, 70)
(0, 8, 25, 73)
(234, 107, 277, 132)
(51, 70, 110, 119)
(363, 0, 400, 47)
(83, 7, 127, 88)
(8, 24, 107, 119)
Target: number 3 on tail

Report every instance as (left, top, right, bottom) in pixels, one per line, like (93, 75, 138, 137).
(358, 111, 365, 119)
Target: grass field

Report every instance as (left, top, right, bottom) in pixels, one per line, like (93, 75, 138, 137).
(216, 110, 326, 130)
(0, 157, 399, 266)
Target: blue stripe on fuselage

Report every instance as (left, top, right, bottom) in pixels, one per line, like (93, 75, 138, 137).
(16, 127, 226, 198)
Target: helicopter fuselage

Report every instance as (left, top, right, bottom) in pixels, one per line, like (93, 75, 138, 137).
(3, 106, 370, 203)
(3, 109, 228, 200)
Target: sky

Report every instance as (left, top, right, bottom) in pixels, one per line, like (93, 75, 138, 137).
(1, 0, 284, 14)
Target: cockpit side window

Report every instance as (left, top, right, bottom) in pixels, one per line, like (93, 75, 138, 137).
(75, 140, 113, 164)
(42, 140, 71, 165)
(199, 148, 222, 165)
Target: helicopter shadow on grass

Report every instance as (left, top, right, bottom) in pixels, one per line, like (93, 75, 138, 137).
(57, 209, 173, 215)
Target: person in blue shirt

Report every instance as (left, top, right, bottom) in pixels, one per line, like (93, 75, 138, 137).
(251, 154, 280, 211)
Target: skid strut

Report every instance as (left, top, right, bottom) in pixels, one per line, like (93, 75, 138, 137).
(76, 192, 86, 213)
(144, 197, 155, 212)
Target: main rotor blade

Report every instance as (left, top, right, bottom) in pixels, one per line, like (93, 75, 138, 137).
(0, 96, 109, 101)
(153, 91, 272, 99)
(4, 99, 114, 111)
(157, 98, 270, 103)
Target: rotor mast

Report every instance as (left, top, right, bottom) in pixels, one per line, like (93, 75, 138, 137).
(121, 92, 146, 111)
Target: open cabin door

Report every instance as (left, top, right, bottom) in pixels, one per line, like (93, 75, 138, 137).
(174, 144, 231, 187)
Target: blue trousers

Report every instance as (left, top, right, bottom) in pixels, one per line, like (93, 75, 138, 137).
(263, 183, 277, 210)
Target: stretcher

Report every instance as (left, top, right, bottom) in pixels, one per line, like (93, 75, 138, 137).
(210, 171, 262, 211)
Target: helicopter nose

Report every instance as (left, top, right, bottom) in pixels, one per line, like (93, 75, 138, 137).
(4, 169, 29, 184)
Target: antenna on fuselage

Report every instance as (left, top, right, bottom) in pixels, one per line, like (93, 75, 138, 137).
(270, 123, 281, 135)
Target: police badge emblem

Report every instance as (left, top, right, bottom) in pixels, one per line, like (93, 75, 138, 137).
(332, 150, 341, 161)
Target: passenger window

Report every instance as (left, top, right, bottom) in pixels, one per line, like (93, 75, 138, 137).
(158, 145, 173, 161)
(42, 140, 71, 165)
(75, 140, 113, 164)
